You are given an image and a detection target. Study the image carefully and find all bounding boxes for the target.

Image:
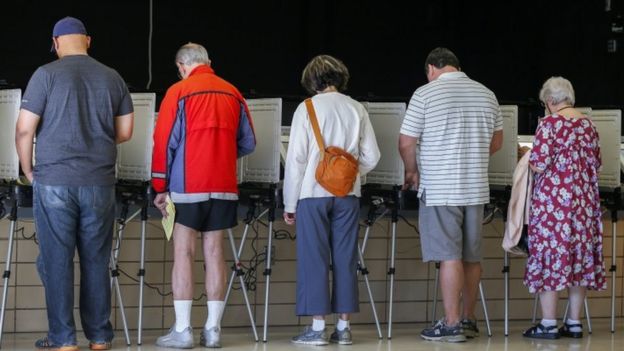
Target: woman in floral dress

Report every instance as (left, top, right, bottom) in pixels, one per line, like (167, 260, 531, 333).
(523, 77, 606, 339)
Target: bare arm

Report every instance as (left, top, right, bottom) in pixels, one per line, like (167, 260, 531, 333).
(490, 130, 503, 155)
(398, 133, 420, 190)
(115, 112, 134, 144)
(15, 109, 40, 183)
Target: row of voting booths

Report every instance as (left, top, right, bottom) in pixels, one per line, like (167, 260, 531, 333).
(0, 87, 623, 344)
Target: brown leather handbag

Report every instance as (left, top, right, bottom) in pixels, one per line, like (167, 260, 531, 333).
(304, 98, 359, 197)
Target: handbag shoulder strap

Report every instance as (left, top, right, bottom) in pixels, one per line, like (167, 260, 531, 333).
(304, 98, 326, 155)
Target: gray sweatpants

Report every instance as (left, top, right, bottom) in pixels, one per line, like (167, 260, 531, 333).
(295, 196, 360, 316)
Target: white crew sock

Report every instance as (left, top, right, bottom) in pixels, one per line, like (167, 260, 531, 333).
(566, 318, 582, 332)
(205, 301, 225, 330)
(174, 300, 193, 332)
(336, 318, 349, 331)
(540, 318, 557, 332)
(312, 318, 325, 331)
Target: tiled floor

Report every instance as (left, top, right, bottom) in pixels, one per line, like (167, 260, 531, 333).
(1, 319, 622, 351)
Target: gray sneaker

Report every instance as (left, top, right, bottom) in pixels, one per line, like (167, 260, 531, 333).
(330, 327, 352, 345)
(291, 326, 328, 346)
(156, 326, 194, 349)
(200, 327, 221, 348)
(461, 319, 480, 338)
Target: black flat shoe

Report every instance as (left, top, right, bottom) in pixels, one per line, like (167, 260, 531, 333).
(559, 323, 583, 338)
(522, 323, 561, 339)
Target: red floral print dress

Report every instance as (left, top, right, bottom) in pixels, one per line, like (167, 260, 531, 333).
(524, 114, 607, 293)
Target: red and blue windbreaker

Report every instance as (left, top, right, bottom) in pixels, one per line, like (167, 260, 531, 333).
(151, 65, 255, 194)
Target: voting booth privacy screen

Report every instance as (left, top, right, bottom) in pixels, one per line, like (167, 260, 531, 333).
(488, 105, 518, 186)
(238, 98, 282, 184)
(364, 102, 406, 186)
(116, 93, 156, 181)
(0, 89, 21, 181)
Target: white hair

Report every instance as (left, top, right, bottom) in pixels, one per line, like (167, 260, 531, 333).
(539, 76, 575, 105)
(175, 42, 210, 65)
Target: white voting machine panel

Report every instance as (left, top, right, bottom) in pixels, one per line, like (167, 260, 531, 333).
(517, 107, 622, 190)
(517, 107, 594, 149)
(592, 109, 621, 189)
(116, 93, 156, 181)
(364, 102, 405, 186)
(238, 98, 282, 184)
(488, 105, 518, 186)
(620, 143, 624, 176)
(0, 89, 21, 181)
(280, 126, 290, 166)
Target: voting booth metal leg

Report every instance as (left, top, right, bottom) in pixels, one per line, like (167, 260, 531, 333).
(431, 262, 440, 324)
(531, 294, 539, 323)
(479, 282, 492, 336)
(262, 191, 277, 342)
(137, 205, 148, 345)
(432, 263, 492, 336)
(504, 251, 510, 336)
(387, 213, 398, 339)
(0, 202, 17, 347)
(610, 206, 617, 333)
(360, 207, 387, 339)
(110, 207, 140, 346)
(584, 297, 593, 334)
(224, 229, 259, 342)
(357, 234, 383, 339)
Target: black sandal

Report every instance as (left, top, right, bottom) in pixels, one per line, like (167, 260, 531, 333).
(522, 323, 561, 339)
(559, 322, 583, 338)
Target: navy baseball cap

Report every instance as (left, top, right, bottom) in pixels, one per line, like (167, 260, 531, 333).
(51, 16, 87, 52)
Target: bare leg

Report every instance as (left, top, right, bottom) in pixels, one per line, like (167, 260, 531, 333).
(539, 290, 558, 320)
(202, 230, 226, 300)
(440, 260, 463, 325)
(172, 224, 197, 299)
(462, 262, 482, 320)
(567, 286, 586, 321)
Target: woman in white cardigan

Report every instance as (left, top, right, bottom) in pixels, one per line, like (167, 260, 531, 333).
(283, 55, 380, 345)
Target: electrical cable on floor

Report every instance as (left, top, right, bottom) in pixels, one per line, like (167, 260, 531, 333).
(398, 215, 419, 235)
(146, 0, 153, 90)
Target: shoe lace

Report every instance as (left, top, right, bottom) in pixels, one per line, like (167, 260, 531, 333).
(433, 319, 447, 328)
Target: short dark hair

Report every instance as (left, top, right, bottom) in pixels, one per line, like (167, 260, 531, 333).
(301, 55, 350, 94)
(424, 47, 460, 74)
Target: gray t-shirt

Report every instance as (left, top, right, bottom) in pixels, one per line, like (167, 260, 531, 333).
(21, 55, 133, 186)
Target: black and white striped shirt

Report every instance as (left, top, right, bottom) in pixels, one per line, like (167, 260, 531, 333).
(400, 72, 503, 206)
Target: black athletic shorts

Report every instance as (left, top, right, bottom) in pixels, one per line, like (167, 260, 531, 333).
(174, 199, 238, 232)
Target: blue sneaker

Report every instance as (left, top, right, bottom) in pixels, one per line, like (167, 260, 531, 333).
(420, 319, 466, 342)
(330, 327, 352, 345)
(461, 319, 480, 338)
(291, 326, 328, 345)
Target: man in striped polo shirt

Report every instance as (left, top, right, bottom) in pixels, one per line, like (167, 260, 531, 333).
(399, 47, 503, 342)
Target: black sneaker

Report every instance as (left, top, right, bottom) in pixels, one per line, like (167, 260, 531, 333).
(420, 319, 467, 342)
(559, 322, 583, 338)
(461, 319, 480, 338)
(522, 323, 560, 339)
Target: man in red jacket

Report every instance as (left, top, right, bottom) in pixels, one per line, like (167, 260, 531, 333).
(151, 43, 255, 348)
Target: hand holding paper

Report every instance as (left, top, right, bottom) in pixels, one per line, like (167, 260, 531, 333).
(160, 195, 175, 241)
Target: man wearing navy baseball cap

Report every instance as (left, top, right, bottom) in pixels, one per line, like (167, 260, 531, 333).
(50, 16, 89, 53)
(16, 16, 134, 351)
